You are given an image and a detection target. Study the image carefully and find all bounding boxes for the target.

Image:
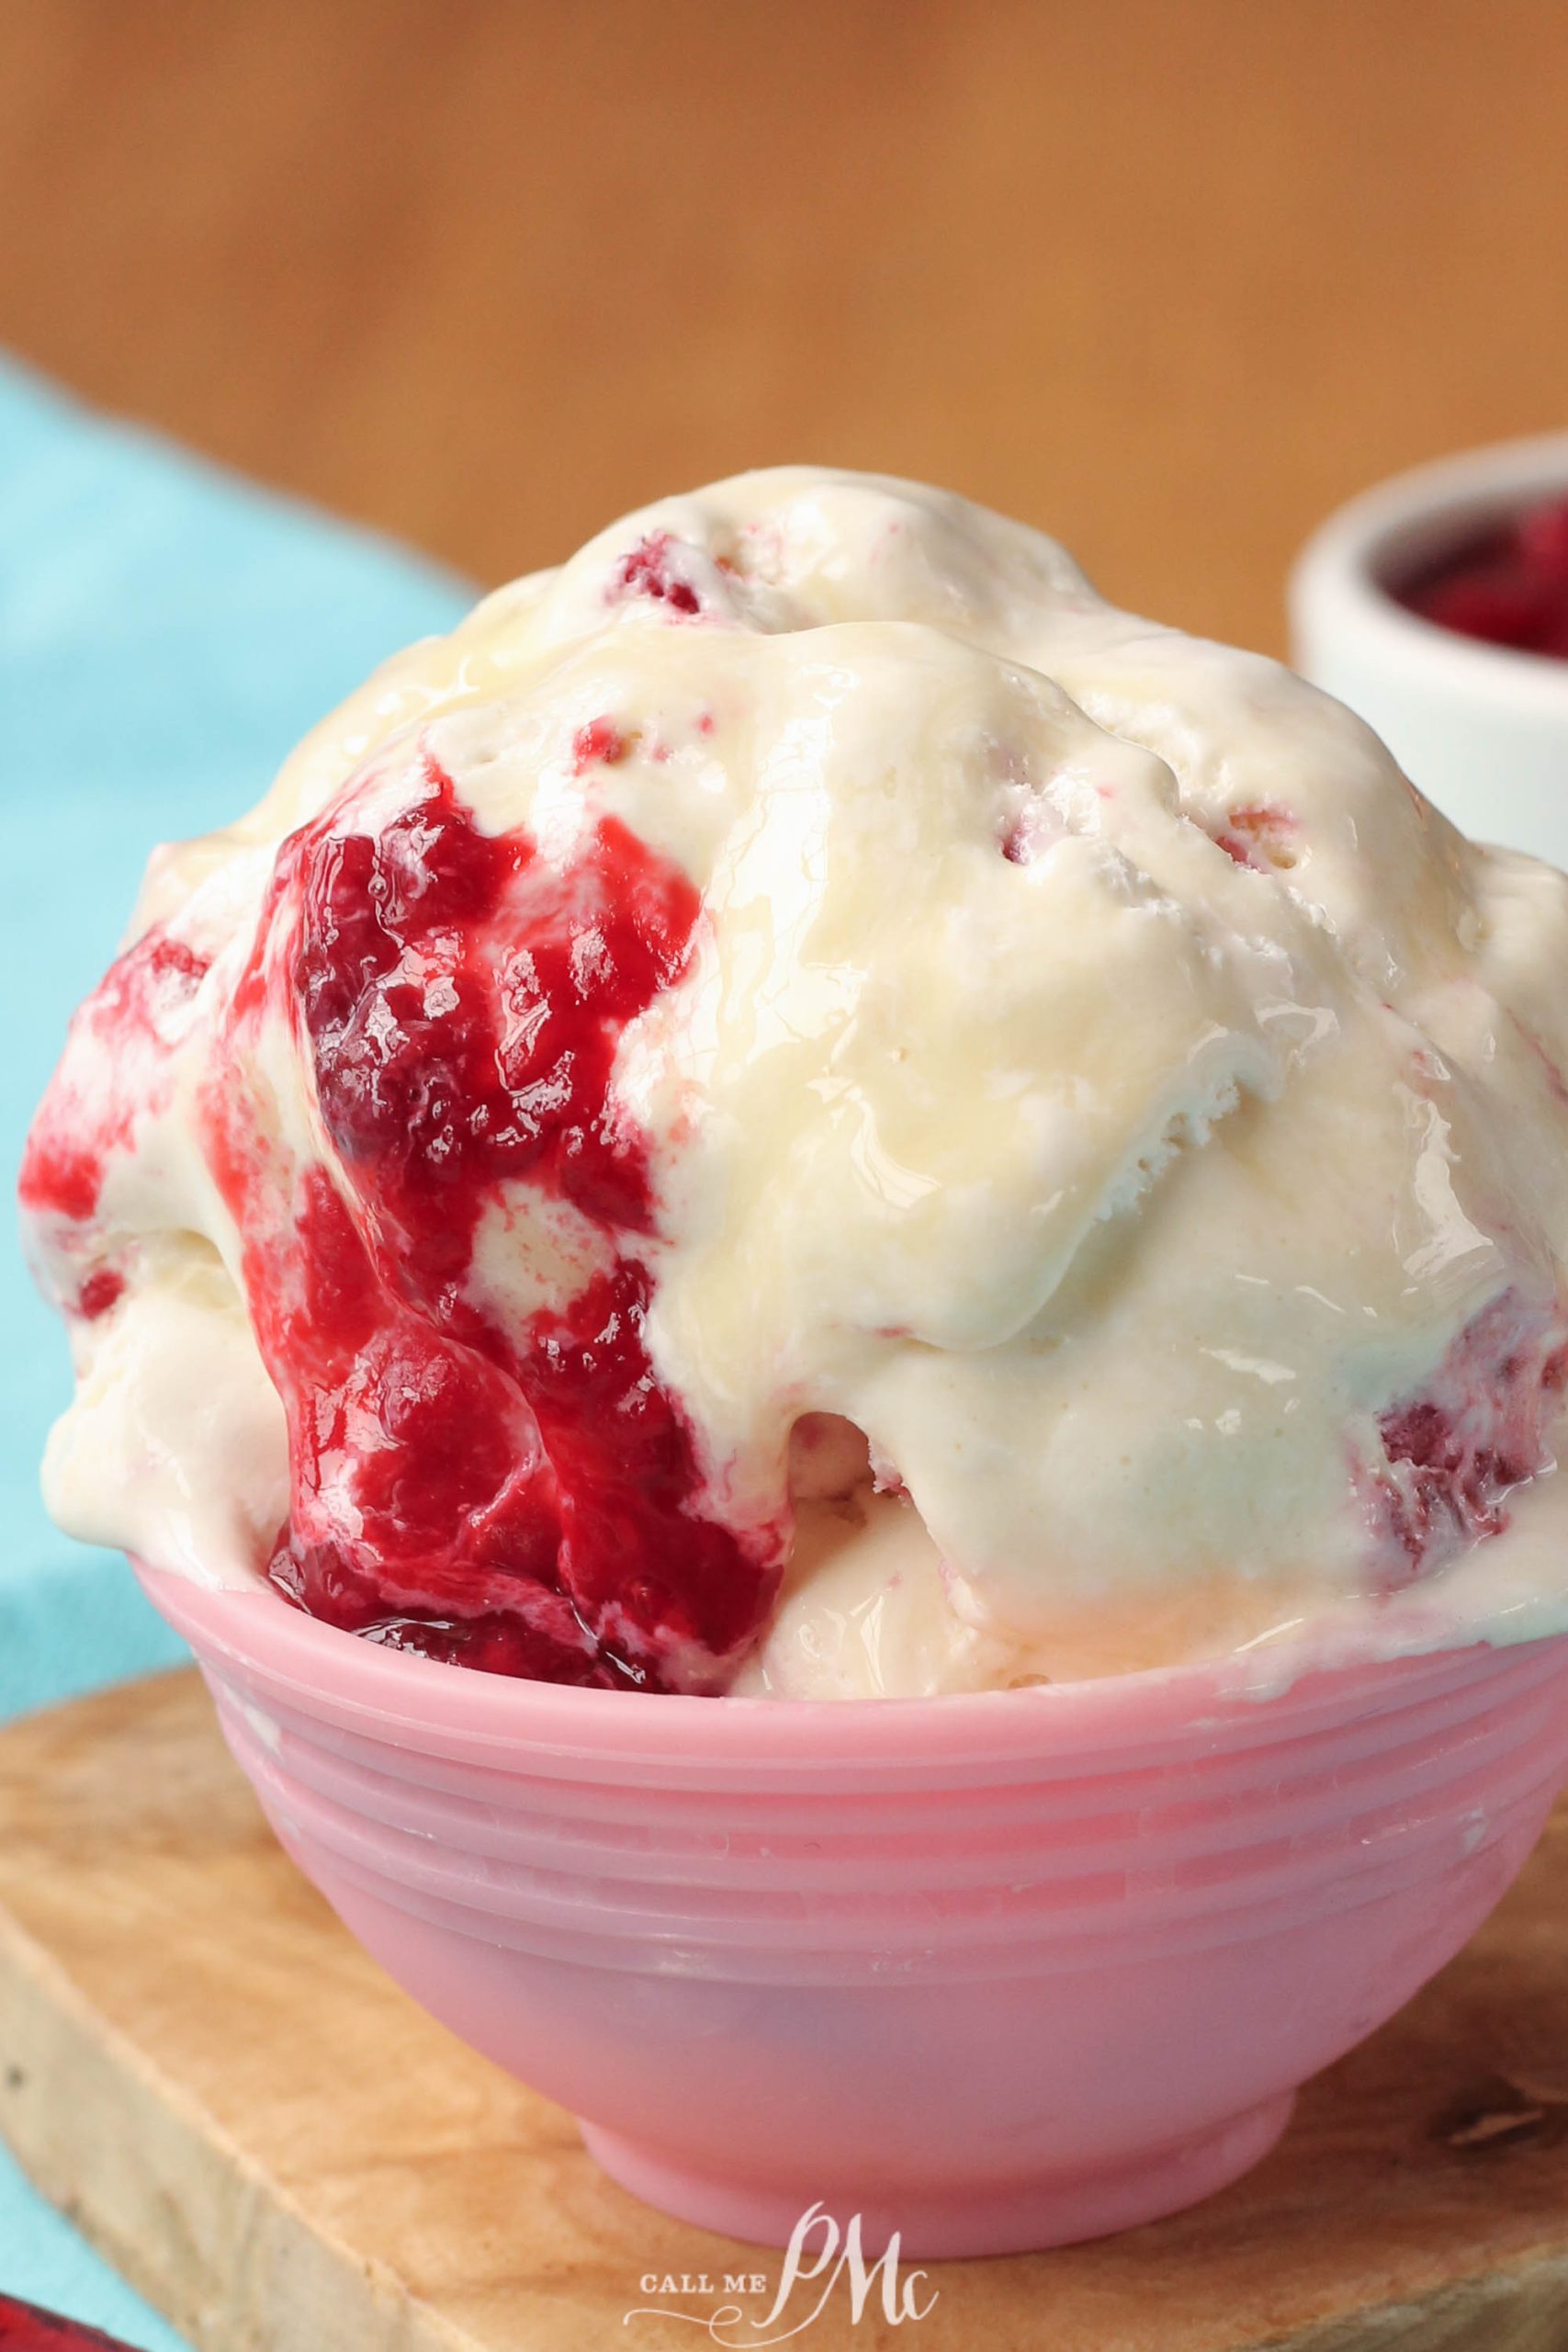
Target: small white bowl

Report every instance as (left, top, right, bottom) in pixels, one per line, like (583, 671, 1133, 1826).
(1290, 435, 1568, 869)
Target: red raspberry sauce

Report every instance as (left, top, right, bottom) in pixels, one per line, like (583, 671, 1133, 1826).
(570, 717, 630, 771)
(1398, 493, 1568, 658)
(209, 760, 778, 1690)
(1368, 1292, 1568, 1581)
(76, 1267, 125, 1321)
(613, 531, 703, 616)
(21, 926, 210, 1318)
(20, 930, 209, 1226)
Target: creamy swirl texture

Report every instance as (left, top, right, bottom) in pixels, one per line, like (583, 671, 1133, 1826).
(23, 469, 1568, 1694)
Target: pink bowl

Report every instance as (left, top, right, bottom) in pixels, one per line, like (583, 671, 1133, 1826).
(137, 1562, 1568, 2257)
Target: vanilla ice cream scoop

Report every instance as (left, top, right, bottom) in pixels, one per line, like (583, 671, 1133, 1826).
(23, 469, 1568, 1695)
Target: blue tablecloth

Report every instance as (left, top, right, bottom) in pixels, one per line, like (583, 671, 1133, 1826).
(0, 357, 470, 2346)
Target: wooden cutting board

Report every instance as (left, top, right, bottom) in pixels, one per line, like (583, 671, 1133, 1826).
(3, 1672, 1568, 2352)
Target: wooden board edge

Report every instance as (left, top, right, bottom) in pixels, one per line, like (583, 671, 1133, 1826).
(0, 1894, 466, 2352)
(1269, 2251, 1568, 2352)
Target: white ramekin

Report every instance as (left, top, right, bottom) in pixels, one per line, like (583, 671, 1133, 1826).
(1290, 434, 1568, 866)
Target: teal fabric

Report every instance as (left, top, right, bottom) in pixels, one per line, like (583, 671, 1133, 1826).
(0, 357, 470, 2346)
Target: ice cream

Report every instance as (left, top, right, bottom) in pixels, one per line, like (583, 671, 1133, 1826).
(23, 469, 1568, 1697)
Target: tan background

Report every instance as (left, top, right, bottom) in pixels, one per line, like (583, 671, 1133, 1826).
(1, 0, 1566, 654)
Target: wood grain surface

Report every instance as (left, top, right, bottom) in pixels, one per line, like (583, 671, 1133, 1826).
(2, 1670, 1568, 2351)
(1, 1, 1566, 653)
